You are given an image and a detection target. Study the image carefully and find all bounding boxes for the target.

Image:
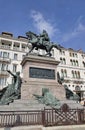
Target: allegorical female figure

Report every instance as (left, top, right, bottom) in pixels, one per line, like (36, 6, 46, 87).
(0, 70, 22, 105)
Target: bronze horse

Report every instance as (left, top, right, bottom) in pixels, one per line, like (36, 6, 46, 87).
(26, 31, 61, 56)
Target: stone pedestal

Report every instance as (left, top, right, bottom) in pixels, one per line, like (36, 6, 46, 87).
(21, 54, 66, 100)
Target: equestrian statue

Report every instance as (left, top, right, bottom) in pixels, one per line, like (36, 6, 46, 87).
(26, 30, 61, 56)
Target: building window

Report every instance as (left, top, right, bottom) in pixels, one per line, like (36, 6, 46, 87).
(81, 54, 85, 59)
(1, 63, 8, 71)
(14, 53, 18, 60)
(75, 53, 78, 58)
(3, 52, 7, 58)
(70, 59, 79, 66)
(73, 53, 75, 57)
(77, 71, 80, 78)
(64, 69, 67, 77)
(60, 50, 65, 55)
(60, 58, 66, 64)
(0, 51, 2, 57)
(75, 71, 77, 78)
(76, 60, 79, 66)
(22, 55, 25, 60)
(82, 61, 85, 67)
(3, 52, 9, 58)
(61, 69, 67, 77)
(60, 58, 63, 64)
(0, 78, 7, 86)
(71, 70, 80, 78)
(70, 59, 73, 66)
(72, 70, 75, 78)
(61, 69, 64, 77)
(73, 60, 76, 66)
(13, 64, 17, 72)
(69, 52, 78, 58)
(63, 58, 66, 64)
(69, 52, 71, 57)
(75, 86, 80, 91)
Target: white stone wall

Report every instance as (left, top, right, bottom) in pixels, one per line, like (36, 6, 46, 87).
(54, 47, 85, 99)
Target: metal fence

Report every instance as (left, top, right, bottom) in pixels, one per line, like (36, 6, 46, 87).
(0, 104, 85, 127)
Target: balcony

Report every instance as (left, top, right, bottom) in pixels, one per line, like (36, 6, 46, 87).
(0, 70, 9, 76)
(73, 79, 84, 84)
(63, 77, 71, 83)
(64, 77, 84, 84)
(0, 45, 11, 50)
(13, 47, 20, 51)
(0, 57, 11, 63)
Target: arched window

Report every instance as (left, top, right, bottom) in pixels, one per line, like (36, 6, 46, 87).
(72, 70, 75, 78)
(61, 69, 64, 77)
(76, 60, 78, 66)
(75, 71, 77, 78)
(61, 69, 67, 77)
(63, 58, 66, 64)
(70, 59, 73, 65)
(73, 60, 76, 66)
(64, 69, 67, 77)
(77, 71, 80, 78)
(60, 58, 63, 64)
(60, 58, 66, 64)
(75, 53, 78, 58)
(75, 86, 80, 91)
(82, 61, 85, 67)
(69, 52, 72, 57)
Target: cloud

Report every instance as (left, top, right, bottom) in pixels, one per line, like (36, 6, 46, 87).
(30, 10, 60, 38)
(30, 12, 85, 45)
(62, 20, 85, 42)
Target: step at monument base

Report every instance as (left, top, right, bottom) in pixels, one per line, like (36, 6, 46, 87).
(0, 99, 83, 111)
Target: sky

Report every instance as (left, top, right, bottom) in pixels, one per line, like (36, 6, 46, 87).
(0, 0, 85, 51)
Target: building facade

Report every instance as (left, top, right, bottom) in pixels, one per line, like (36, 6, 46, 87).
(0, 32, 28, 89)
(54, 47, 85, 101)
(0, 32, 85, 101)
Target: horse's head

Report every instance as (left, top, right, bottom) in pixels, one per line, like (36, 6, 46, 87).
(26, 31, 32, 40)
(26, 31, 38, 40)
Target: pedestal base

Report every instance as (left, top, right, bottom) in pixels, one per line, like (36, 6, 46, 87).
(21, 54, 66, 100)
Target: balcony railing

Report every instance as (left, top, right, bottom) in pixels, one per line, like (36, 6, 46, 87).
(0, 57, 11, 63)
(64, 77, 84, 84)
(0, 45, 11, 50)
(21, 48, 27, 52)
(0, 70, 9, 76)
(13, 47, 20, 51)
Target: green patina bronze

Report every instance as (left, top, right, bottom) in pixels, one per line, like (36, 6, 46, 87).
(57, 72, 79, 101)
(26, 30, 61, 56)
(64, 85, 80, 101)
(0, 70, 22, 105)
(33, 88, 60, 107)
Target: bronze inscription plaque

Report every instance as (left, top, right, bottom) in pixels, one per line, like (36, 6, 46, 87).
(29, 67, 55, 79)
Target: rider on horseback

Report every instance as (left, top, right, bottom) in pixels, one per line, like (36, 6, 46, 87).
(26, 30, 61, 56)
(39, 30, 50, 46)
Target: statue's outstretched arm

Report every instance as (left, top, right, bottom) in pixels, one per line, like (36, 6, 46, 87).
(7, 70, 15, 77)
